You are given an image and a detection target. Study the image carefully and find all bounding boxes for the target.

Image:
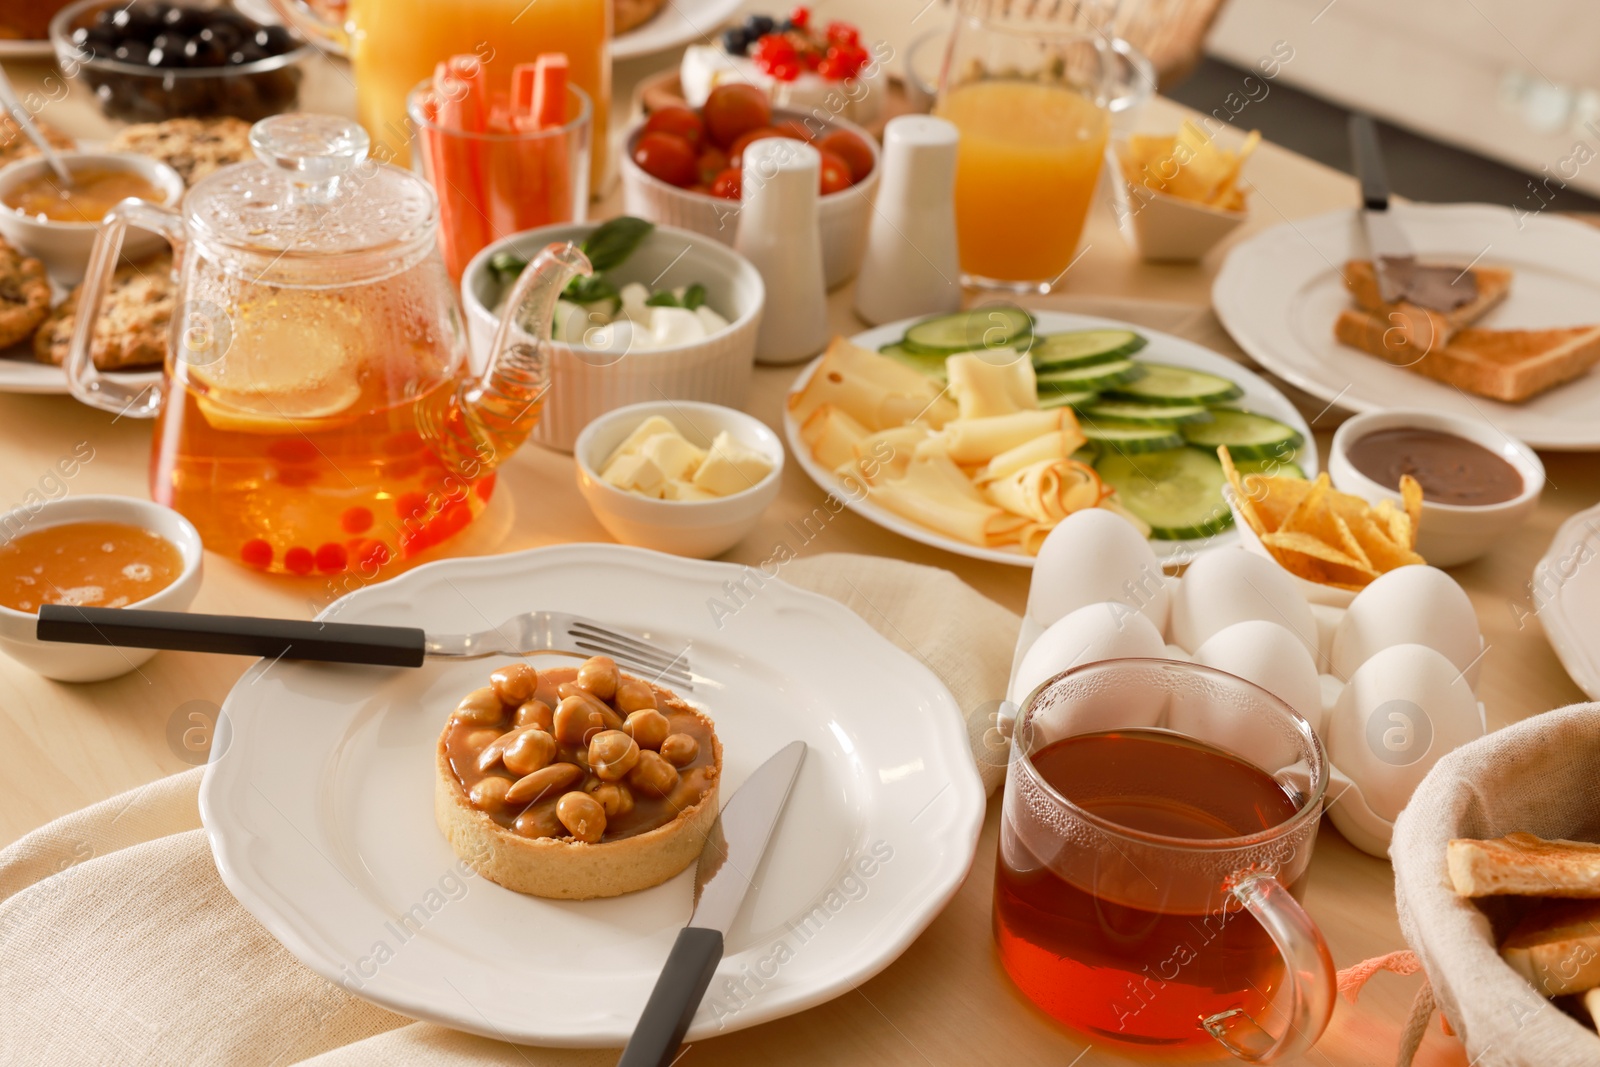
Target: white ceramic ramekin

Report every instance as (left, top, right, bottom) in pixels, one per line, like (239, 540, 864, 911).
(0, 494, 204, 682)
(461, 221, 765, 453)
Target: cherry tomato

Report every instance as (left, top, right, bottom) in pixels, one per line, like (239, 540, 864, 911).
(631, 131, 699, 187)
(710, 167, 742, 200)
(702, 83, 772, 148)
(818, 129, 874, 182)
(728, 125, 802, 169)
(817, 149, 854, 194)
(696, 145, 729, 185)
(643, 106, 705, 153)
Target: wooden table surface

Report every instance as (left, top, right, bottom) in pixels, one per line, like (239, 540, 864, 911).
(1, 11, 1593, 1065)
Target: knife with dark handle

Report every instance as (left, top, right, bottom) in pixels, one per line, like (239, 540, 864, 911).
(618, 740, 807, 1067)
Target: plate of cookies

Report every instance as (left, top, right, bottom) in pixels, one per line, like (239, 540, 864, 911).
(0, 116, 253, 394)
(199, 542, 985, 1045)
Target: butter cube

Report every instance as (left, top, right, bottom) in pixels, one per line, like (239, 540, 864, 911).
(602, 415, 681, 471)
(663, 479, 718, 502)
(692, 431, 772, 496)
(641, 431, 706, 481)
(600, 452, 666, 496)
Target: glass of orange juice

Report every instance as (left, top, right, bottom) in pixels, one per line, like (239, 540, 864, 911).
(936, 20, 1137, 292)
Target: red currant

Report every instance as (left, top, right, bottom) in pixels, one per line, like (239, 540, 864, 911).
(825, 21, 859, 46)
(788, 5, 810, 29)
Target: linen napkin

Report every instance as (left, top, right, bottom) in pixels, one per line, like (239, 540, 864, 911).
(0, 553, 1018, 1066)
(1391, 703, 1600, 1067)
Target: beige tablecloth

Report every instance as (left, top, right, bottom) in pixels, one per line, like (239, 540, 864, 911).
(0, 553, 1018, 1065)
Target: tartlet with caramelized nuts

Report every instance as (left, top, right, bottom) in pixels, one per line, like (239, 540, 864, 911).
(434, 655, 722, 900)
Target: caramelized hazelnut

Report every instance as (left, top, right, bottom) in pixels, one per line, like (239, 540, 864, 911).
(513, 800, 563, 839)
(614, 678, 657, 713)
(557, 791, 607, 843)
(576, 655, 619, 701)
(502, 728, 557, 776)
(505, 761, 583, 805)
(667, 766, 714, 812)
(628, 750, 680, 798)
(468, 775, 512, 812)
(490, 662, 538, 705)
(557, 684, 624, 731)
(454, 687, 504, 726)
(553, 695, 608, 745)
(623, 709, 670, 751)
(588, 729, 641, 782)
(514, 699, 554, 732)
(464, 727, 500, 752)
(659, 733, 699, 767)
(587, 781, 635, 818)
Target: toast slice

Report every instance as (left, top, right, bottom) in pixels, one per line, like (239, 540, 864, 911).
(1343, 260, 1513, 351)
(1500, 897, 1600, 996)
(1449, 833, 1600, 897)
(1334, 309, 1600, 403)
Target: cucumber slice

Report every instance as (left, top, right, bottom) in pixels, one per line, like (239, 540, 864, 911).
(1030, 329, 1147, 370)
(1035, 359, 1144, 392)
(1182, 410, 1305, 459)
(1037, 388, 1099, 410)
(902, 307, 1033, 354)
(1082, 399, 1214, 426)
(1232, 455, 1306, 479)
(1095, 448, 1234, 540)
(1103, 363, 1243, 406)
(879, 342, 948, 381)
(1079, 419, 1185, 454)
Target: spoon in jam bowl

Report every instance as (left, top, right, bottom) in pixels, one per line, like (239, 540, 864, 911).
(36, 605, 694, 689)
(0, 69, 71, 187)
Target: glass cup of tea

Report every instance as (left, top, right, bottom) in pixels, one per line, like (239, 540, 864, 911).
(935, 19, 1152, 293)
(995, 658, 1335, 1062)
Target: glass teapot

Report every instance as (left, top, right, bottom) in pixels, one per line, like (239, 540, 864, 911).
(66, 113, 590, 577)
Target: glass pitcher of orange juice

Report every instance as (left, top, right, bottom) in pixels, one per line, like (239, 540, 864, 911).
(267, 0, 611, 188)
(65, 114, 591, 577)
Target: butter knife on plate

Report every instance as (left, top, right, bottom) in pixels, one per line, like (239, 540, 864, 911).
(617, 740, 807, 1067)
(1348, 113, 1478, 311)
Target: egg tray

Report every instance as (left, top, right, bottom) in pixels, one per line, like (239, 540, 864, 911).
(1007, 516, 1489, 861)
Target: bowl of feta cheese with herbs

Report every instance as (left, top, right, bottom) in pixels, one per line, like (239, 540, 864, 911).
(460, 217, 766, 452)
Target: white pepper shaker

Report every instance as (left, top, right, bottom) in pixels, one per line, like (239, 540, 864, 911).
(736, 138, 829, 365)
(854, 115, 961, 326)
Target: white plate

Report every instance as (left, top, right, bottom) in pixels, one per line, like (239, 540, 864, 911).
(1534, 501, 1600, 700)
(200, 543, 984, 1046)
(783, 310, 1319, 568)
(613, 0, 743, 59)
(0, 39, 54, 59)
(1213, 202, 1600, 451)
(0, 348, 161, 395)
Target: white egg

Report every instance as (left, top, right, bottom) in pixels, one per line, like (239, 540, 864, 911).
(1162, 643, 1192, 663)
(1331, 567, 1483, 688)
(1027, 509, 1170, 633)
(1009, 601, 1166, 707)
(1326, 643, 1484, 822)
(1168, 548, 1318, 659)
(1192, 620, 1325, 735)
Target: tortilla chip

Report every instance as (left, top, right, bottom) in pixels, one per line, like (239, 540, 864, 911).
(1219, 446, 1266, 536)
(1346, 512, 1425, 572)
(1400, 475, 1424, 546)
(1262, 531, 1381, 587)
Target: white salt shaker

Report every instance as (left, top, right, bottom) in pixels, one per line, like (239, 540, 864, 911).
(854, 115, 961, 326)
(736, 139, 829, 365)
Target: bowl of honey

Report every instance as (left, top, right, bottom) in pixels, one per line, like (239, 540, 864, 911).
(0, 152, 184, 283)
(0, 495, 202, 682)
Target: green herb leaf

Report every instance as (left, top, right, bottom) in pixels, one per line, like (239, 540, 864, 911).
(644, 290, 680, 308)
(565, 275, 619, 306)
(681, 283, 707, 311)
(580, 216, 654, 273)
(488, 251, 527, 286)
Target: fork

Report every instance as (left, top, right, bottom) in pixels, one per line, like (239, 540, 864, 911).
(35, 606, 694, 689)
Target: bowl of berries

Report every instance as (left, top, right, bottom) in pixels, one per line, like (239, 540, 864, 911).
(680, 8, 887, 128)
(622, 82, 880, 290)
(50, 0, 313, 124)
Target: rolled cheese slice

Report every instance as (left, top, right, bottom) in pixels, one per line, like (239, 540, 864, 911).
(975, 429, 1087, 485)
(870, 454, 1027, 547)
(983, 458, 1106, 525)
(936, 410, 1067, 464)
(801, 404, 870, 472)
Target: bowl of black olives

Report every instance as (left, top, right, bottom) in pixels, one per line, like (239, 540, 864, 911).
(50, 0, 314, 123)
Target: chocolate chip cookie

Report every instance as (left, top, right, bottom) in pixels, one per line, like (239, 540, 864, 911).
(107, 117, 253, 186)
(0, 237, 51, 349)
(35, 254, 173, 370)
(0, 113, 75, 169)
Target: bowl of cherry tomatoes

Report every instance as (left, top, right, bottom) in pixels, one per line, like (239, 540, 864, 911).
(621, 83, 879, 290)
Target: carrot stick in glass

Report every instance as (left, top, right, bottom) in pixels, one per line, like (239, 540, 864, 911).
(528, 54, 572, 227)
(431, 78, 489, 280)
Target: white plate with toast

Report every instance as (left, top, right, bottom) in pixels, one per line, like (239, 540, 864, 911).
(1534, 500, 1600, 701)
(1214, 202, 1600, 450)
(200, 543, 984, 1046)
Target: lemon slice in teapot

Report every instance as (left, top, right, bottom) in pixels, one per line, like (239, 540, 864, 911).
(185, 308, 365, 429)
